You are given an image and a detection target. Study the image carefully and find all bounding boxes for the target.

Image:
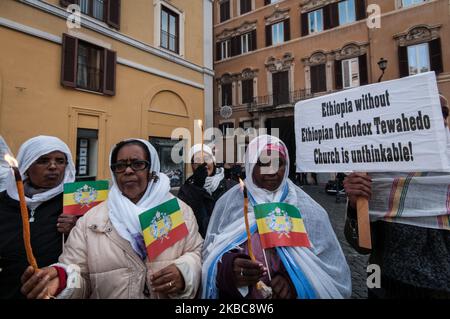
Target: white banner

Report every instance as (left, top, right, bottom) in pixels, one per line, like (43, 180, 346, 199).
(295, 72, 450, 172)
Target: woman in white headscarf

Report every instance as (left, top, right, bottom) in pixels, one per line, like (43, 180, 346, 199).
(20, 139, 203, 299)
(0, 136, 76, 299)
(202, 135, 351, 299)
(178, 144, 237, 237)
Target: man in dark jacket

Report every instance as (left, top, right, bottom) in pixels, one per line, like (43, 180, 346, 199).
(0, 136, 78, 299)
(178, 144, 237, 238)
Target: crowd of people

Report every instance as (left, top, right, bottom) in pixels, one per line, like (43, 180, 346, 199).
(0, 95, 448, 299)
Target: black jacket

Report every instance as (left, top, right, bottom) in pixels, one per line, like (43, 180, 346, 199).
(178, 177, 237, 238)
(0, 191, 63, 299)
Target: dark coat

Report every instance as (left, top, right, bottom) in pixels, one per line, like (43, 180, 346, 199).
(0, 191, 63, 299)
(178, 176, 237, 238)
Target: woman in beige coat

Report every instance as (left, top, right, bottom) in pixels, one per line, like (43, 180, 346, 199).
(20, 139, 203, 299)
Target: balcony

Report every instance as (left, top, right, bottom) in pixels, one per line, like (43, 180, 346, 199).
(247, 89, 314, 113)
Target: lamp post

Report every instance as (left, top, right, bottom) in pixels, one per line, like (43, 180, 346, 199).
(377, 57, 388, 82)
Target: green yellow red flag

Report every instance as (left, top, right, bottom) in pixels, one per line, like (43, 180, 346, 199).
(254, 202, 311, 249)
(139, 198, 188, 261)
(63, 180, 109, 216)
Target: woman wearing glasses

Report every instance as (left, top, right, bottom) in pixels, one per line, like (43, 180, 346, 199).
(0, 136, 76, 299)
(20, 139, 203, 299)
(178, 144, 237, 238)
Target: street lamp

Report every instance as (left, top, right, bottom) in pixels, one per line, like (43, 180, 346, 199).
(377, 57, 388, 82)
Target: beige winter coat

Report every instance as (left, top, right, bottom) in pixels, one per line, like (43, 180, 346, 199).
(56, 199, 203, 299)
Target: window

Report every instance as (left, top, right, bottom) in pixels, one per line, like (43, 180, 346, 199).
(240, 0, 252, 15)
(61, 34, 116, 95)
(308, 9, 323, 34)
(221, 39, 231, 59)
(310, 64, 326, 93)
(161, 6, 179, 53)
(241, 79, 254, 104)
(221, 83, 232, 106)
(219, 122, 235, 136)
(272, 71, 289, 105)
(342, 57, 360, 88)
(76, 129, 98, 181)
(272, 22, 284, 45)
(407, 43, 430, 75)
(61, 0, 120, 29)
(266, 20, 290, 47)
(150, 137, 185, 188)
(338, 0, 356, 25)
(220, 0, 230, 22)
(264, 0, 280, 4)
(241, 33, 250, 54)
(401, 0, 426, 8)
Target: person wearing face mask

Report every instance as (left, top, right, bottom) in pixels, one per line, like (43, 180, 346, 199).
(178, 144, 237, 238)
(19, 139, 203, 299)
(0, 136, 77, 299)
(201, 135, 351, 299)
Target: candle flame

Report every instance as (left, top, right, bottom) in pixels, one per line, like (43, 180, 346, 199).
(4, 154, 18, 168)
(239, 178, 245, 191)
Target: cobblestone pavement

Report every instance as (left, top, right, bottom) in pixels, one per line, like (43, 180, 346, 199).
(301, 185, 369, 299)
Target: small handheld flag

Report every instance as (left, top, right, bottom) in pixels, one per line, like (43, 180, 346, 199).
(139, 198, 189, 261)
(254, 202, 311, 249)
(63, 180, 109, 216)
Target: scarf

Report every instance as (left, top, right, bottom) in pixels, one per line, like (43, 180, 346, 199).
(107, 139, 172, 259)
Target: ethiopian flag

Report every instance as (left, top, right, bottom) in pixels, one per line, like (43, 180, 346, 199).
(63, 180, 109, 216)
(254, 202, 311, 249)
(139, 198, 189, 261)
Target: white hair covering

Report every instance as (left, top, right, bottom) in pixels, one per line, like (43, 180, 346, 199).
(188, 144, 215, 163)
(201, 135, 351, 299)
(107, 138, 173, 259)
(5, 135, 76, 210)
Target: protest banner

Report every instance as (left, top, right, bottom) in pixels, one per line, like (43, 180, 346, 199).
(295, 72, 449, 173)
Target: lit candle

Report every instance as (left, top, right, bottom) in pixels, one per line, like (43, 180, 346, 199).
(5, 154, 38, 269)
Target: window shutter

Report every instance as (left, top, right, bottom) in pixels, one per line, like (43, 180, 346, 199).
(359, 54, 368, 85)
(231, 36, 241, 56)
(265, 25, 272, 47)
(283, 19, 290, 41)
(61, 33, 78, 88)
(429, 38, 443, 74)
(60, 0, 76, 7)
(242, 79, 254, 104)
(356, 0, 366, 21)
(107, 0, 121, 29)
(323, 5, 331, 30)
(301, 13, 309, 36)
(251, 29, 257, 51)
(311, 64, 326, 93)
(335, 60, 343, 90)
(103, 49, 117, 96)
(398, 46, 409, 78)
(318, 64, 326, 92)
(330, 2, 339, 28)
(216, 42, 222, 61)
(264, 0, 271, 5)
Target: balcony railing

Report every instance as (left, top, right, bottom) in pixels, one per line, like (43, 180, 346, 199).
(247, 89, 314, 112)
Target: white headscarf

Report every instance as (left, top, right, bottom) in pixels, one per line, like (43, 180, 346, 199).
(108, 139, 172, 259)
(188, 144, 224, 195)
(5, 135, 76, 210)
(201, 135, 351, 299)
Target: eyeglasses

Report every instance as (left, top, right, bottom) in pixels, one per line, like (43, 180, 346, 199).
(111, 160, 150, 173)
(34, 158, 68, 168)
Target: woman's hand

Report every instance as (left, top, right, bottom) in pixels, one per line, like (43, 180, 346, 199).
(20, 266, 60, 299)
(233, 257, 266, 288)
(150, 264, 185, 295)
(343, 173, 372, 209)
(57, 214, 78, 235)
(271, 274, 295, 299)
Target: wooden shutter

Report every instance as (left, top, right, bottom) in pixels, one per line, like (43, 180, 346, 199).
(61, 33, 78, 88)
(103, 49, 117, 96)
(107, 0, 121, 29)
(398, 46, 409, 78)
(311, 64, 326, 93)
(324, 5, 331, 30)
(429, 39, 443, 74)
(301, 13, 309, 36)
(335, 60, 343, 90)
(242, 79, 253, 104)
(356, 0, 366, 21)
(60, 0, 76, 7)
(359, 54, 368, 85)
(250, 29, 257, 51)
(216, 42, 222, 61)
(329, 2, 339, 28)
(265, 25, 272, 47)
(231, 36, 241, 56)
(283, 19, 290, 42)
